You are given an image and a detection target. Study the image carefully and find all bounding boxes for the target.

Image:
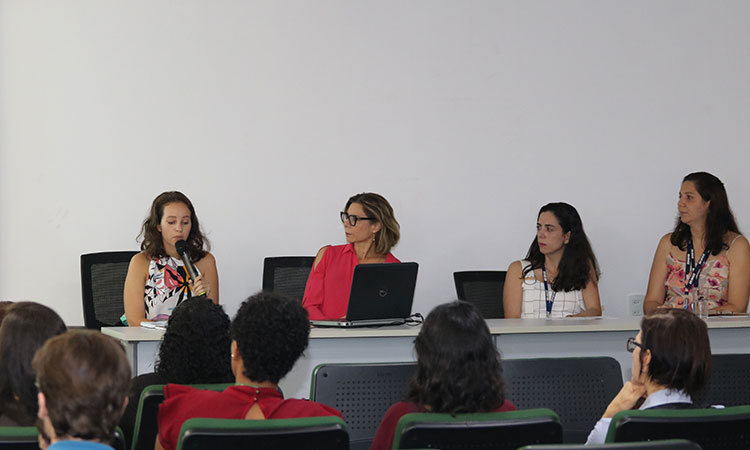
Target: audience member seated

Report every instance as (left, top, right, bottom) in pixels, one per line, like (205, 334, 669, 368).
(118, 297, 233, 444)
(504, 202, 602, 318)
(370, 301, 516, 450)
(302, 192, 401, 320)
(586, 308, 711, 444)
(155, 292, 343, 450)
(0, 302, 66, 426)
(643, 172, 750, 314)
(0, 301, 13, 324)
(124, 191, 219, 326)
(34, 330, 131, 450)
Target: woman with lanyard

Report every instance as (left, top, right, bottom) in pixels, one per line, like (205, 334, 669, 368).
(643, 172, 750, 314)
(503, 202, 602, 318)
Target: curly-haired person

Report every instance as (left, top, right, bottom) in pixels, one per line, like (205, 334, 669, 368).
(155, 292, 343, 450)
(370, 301, 516, 450)
(118, 297, 233, 444)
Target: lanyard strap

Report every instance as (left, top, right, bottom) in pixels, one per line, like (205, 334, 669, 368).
(542, 266, 556, 318)
(683, 238, 711, 309)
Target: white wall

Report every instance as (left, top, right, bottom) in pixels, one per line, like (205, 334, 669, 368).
(1, 1, 748, 325)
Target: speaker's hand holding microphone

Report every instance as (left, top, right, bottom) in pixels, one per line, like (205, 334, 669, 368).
(175, 239, 209, 297)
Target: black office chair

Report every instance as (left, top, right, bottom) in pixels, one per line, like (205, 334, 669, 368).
(131, 383, 232, 450)
(394, 408, 563, 450)
(503, 357, 623, 443)
(520, 439, 701, 450)
(310, 362, 417, 450)
(453, 270, 506, 318)
(693, 353, 750, 407)
(0, 426, 126, 450)
(0, 426, 40, 450)
(177, 416, 349, 450)
(608, 405, 750, 449)
(262, 256, 315, 303)
(80, 251, 138, 330)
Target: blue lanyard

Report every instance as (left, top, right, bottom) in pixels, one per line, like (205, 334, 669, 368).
(683, 238, 710, 309)
(542, 266, 556, 318)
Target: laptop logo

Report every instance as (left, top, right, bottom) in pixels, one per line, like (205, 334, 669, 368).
(379, 288, 388, 298)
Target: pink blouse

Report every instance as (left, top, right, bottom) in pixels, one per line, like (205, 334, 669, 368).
(302, 244, 400, 320)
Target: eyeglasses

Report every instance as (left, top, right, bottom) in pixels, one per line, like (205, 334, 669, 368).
(626, 337, 645, 352)
(340, 211, 375, 226)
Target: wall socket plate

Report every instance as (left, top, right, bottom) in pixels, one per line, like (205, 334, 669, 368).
(628, 294, 645, 316)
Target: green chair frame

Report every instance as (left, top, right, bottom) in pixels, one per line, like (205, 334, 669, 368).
(176, 416, 349, 450)
(131, 383, 232, 450)
(394, 408, 563, 450)
(606, 405, 750, 449)
(519, 439, 701, 450)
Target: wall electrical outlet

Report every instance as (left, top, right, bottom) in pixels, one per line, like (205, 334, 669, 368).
(628, 294, 645, 316)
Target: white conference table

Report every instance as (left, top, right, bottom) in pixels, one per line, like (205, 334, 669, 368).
(102, 315, 750, 399)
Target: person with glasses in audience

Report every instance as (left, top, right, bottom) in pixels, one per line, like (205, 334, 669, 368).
(370, 301, 516, 450)
(586, 308, 711, 444)
(302, 192, 401, 320)
(503, 202, 602, 318)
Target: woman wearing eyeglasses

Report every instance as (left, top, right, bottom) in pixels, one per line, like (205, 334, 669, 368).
(302, 192, 401, 320)
(586, 308, 711, 444)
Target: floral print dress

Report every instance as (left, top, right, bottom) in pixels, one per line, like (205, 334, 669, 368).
(143, 256, 197, 320)
(664, 252, 729, 309)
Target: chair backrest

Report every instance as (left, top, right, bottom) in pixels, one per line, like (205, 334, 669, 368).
(503, 356, 623, 443)
(310, 362, 416, 449)
(0, 426, 40, 450)
(80, 251, 138, 329)
(395, 408, 563, 450)
(176, 416, 349, 450)
(519, 439, 702, 450)
(693, 353, 750, 407)
(453, 271, 506, 318)
(607, 405, 750, 450)
(113, 426, 127, 450)
(131, 383, 232, 450)
(262, 256, 315, 303)
(0, 426, 126, 450)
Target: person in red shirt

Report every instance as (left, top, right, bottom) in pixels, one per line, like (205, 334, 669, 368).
(370, 301, 516, 450)
(156, 292, 343, 450)
(302, 192, 401, 320)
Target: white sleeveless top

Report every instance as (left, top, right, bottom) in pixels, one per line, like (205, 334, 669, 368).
(143, 256, 201, 321)
(520, 260, 585, 318)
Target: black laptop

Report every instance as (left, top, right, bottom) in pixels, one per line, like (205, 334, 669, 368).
(311, 262, 418, 327)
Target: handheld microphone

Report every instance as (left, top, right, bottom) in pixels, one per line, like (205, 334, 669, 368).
(175, 239, 206, 296)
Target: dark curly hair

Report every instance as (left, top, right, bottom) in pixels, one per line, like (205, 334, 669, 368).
(138, 191, 209, 261)
(0, 302, 67, 425)
(639, 308, 711, 397)
(671, 172, 740, 255)
(522, 202, 600, 292)
(155, 297, 233, 384)
(407, 301, 506, 414)
(230, 292, 310, 384)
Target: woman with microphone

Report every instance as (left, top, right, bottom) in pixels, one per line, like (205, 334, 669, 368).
(643, 172, 750, 314)
(123, 191, 219, 326)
